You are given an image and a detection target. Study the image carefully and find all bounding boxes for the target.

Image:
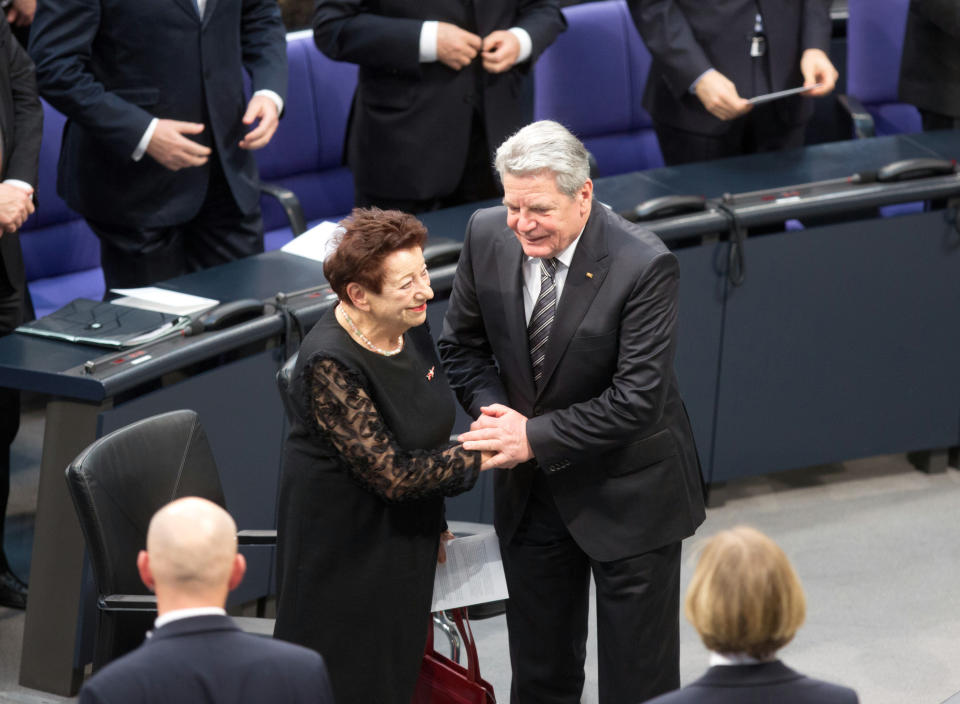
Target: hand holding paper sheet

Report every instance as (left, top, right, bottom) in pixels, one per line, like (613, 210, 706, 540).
(431, 531, 509, 612)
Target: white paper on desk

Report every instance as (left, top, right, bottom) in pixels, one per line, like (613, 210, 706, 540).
(110, 287, 219, 316)
(280, 220, 342, 262)
(431, 531, 509, 612)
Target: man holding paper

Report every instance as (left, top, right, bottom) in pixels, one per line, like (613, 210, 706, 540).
(628, 0, 838, 165)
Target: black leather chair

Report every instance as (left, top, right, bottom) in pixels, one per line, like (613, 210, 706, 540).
(276, 352, 299, 424)
(64, 409, 274, 671)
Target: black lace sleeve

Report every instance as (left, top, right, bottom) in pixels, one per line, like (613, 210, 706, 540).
(307, 357, 480, 503)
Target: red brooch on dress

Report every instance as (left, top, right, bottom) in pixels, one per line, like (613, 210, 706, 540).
(426, 366, 435, 381)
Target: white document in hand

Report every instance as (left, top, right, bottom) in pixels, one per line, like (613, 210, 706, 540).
(431, 531, 509, 612)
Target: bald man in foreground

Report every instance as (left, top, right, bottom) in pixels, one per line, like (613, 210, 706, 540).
(78, 498, 334, 704)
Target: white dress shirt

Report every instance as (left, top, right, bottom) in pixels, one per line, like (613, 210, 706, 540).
(419, 21, 532, 64)
(521, 232, 582, 324)
(153, 606, 226, 631)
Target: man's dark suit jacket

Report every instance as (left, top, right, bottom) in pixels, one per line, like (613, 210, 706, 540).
(0, 18, 43, 299)
(313, 0, 565, 202)
(77, 615, 334, 704)
(646, 660, 859, 704)
(28, 0, 287, 229)
(439, 203, 705, 561)
(898, 0, 960, 119)
(629, 0, 832, 135)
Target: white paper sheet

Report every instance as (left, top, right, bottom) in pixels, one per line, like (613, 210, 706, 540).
(280, 221, 342, 262)
(431, 531, 509, 612)
(109, 287, 219, 316)
(748, 83, 822, 105)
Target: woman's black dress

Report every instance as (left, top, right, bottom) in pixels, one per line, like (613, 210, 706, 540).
(274, 310, 479, 704)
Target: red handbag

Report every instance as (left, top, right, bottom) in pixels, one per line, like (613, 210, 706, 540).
(412, 608, 496, 704)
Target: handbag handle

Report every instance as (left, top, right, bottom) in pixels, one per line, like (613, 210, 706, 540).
(451, 607, 482, 683)
(425, 608, 483, 683)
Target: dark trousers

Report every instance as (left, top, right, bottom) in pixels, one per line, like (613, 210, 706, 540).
(0, 267, 24, 571)
(355, 111, 500, 214)
(88, 157, 264, 290)
(500, 472, 682, 704)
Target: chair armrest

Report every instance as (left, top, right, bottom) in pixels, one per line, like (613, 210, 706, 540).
(260, 182, 308, 237)
(237, 529, 277, 545)
(100, 594, 157, 612)
(837, 94, 876, 139)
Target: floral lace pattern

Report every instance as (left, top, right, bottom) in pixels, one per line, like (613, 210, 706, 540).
(307, 357, 479, 502)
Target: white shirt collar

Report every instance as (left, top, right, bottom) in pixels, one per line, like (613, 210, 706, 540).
(709, 652, 774, 666)
(154, 606, 226, 630)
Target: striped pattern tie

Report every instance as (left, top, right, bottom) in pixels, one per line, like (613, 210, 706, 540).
(528, 257, 558, 385)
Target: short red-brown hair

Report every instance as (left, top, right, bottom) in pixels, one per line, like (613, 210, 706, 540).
(323, 208, 428, 300)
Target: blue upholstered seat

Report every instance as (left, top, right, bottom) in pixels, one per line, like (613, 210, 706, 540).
(533, 0, 663, 177)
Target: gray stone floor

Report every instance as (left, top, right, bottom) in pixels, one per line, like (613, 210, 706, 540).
(2, 403, 959, 703)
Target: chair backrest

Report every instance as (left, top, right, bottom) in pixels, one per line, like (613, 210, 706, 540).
(65, 410, 227, 599)
(255, 30, 357, 243)
(846, 0, 921, 135)
(533, 0, 663, 175)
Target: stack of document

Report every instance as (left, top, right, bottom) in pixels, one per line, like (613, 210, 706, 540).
(431, 530, 509, 612)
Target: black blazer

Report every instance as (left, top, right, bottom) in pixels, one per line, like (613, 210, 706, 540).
(646, 660, 859, 704)
(898, 0, 960, 118)
(77, 615, 335, 704)
(29, 0, 287, 228)
(439, 203, 705, 561)
(314, 0, 565, 201)
(0, 18, 42, 297)
(629, 0, 832, 135)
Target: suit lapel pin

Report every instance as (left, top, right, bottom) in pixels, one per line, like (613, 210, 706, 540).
(586, 272, 594, 279)
(426, 366, 435, 381)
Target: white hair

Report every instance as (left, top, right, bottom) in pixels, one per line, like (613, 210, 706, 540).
(494, 120, 591, 197)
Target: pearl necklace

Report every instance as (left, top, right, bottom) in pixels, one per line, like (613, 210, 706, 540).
(336, 304, 404, 356)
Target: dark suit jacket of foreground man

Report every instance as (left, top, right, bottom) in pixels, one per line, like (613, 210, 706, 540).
(439, 202, 705, 701)
(78, 614, 334, 704)
(646, 661, 859, 704)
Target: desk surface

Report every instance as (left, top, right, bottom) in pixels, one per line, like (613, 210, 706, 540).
(3, 131, 958, 400)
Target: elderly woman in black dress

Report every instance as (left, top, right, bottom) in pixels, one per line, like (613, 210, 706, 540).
(273, 208, 484, 704)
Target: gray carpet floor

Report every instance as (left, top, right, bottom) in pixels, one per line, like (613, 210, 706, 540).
(2, 404, 959, 703)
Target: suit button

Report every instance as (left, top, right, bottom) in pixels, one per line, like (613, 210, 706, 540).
(533, 406, 542, 416)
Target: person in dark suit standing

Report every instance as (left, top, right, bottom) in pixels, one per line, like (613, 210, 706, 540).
(628, 0, 838, 165)
(898, 0, 960, 131)
(646, 526, 859, 704)
(77, 497, 334, 704)
(0, 15, 41, 611)
(313, 0, 565, 213)
(27, 0, 287, 290)
(439, 120, 706, 704)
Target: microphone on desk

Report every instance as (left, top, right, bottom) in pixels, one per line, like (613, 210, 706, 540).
(183, 299, 266, 336)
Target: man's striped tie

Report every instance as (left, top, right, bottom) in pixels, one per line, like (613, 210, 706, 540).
(528, 257, 558, 386)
